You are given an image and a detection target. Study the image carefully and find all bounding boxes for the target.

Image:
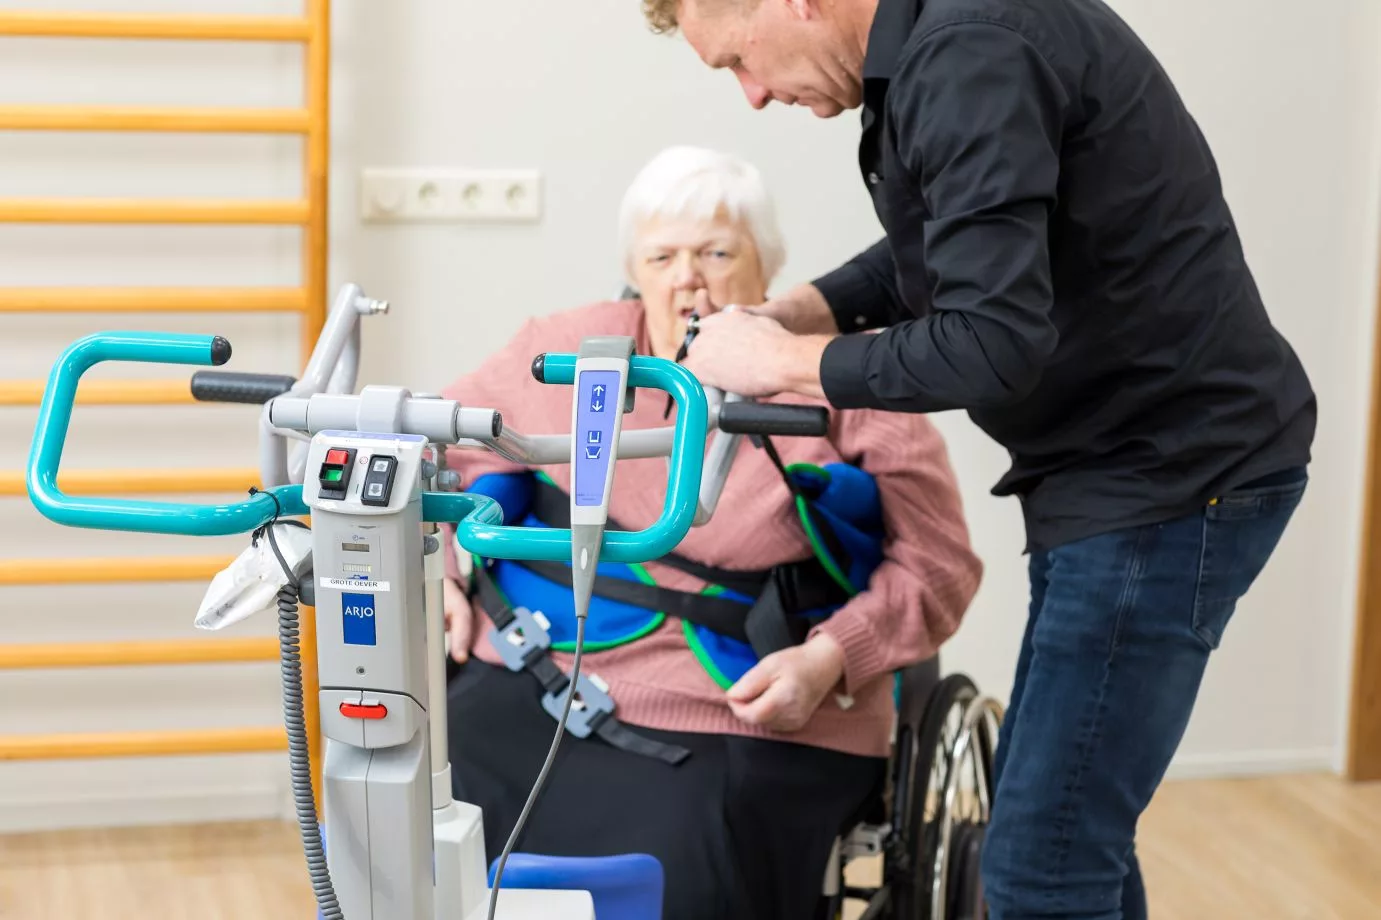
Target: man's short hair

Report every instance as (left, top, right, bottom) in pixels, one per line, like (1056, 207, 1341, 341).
(641, 0, 760, 35)
(641, 0, 681, 33)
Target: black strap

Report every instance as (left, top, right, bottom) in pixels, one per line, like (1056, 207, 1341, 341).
(755, 433, 799, 497)
(753, 433, 855, 575)
(744, 568, 814, 656)
(473, 565, 692, 767)
(496, 554, 845, 661)
(525, 476, 852, 659)
(521, 559, 752, 644)
(530, 478, 768, 597)
(592, 718, 689, 765)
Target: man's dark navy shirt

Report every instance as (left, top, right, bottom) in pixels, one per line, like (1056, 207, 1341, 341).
(813, 0, 1316, 552)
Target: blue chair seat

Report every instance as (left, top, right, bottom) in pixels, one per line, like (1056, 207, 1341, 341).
(488, 852, 664, 920)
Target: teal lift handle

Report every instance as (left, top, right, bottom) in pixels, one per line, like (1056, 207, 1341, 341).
(26, 333, 708, 563)
(26, 331, 307, 536)
(445, 352, 707, 563)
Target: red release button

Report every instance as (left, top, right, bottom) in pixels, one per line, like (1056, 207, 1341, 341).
(340, 701, 388, 720)
(325, 448, 350, 465)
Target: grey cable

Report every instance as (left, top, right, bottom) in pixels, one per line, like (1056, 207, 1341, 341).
(263, 520, 344, 919)
(485, 614, 588, 920)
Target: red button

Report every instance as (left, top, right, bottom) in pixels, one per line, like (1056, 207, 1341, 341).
(325, 448, 349, 465)
(340, 702, 387, 720)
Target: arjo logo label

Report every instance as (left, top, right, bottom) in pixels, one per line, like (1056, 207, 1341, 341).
(342, 592, 377, 646)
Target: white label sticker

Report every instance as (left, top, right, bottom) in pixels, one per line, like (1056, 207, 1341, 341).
(320, 576, 392, 592)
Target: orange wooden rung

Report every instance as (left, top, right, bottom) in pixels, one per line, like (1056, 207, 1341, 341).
(0, 468, 259, 497)
(0, 11, 311, 42)
(0, 286, 307, 314)
(0, 728, 287, 761)
(0, 105, 311, 134)
(0, 556, 234, 587)
(0, 638, 278, 670)
(0, 379, 195, 407)
(0, 198, 310, 225)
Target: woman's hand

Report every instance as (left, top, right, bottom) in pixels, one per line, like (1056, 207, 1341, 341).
(726, 633, 847, 732)
(443, 577, 474, 662)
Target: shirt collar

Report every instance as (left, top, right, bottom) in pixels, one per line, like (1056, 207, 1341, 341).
(863, 0, 925, 81)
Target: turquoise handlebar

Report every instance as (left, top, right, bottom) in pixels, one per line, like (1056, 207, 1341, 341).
(26, 331, 307, 535)
(449, 353, 708, 562)
(26, 332, 708, 563)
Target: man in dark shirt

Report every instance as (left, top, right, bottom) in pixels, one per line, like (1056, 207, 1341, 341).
(655, 0, 1316, 917)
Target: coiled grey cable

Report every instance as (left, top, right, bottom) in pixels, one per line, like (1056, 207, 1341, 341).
(260, 514, 343, 919)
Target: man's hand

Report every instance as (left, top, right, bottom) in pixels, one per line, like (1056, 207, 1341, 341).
(442, 577, 474, 662)
(683, 307, 831, 399)
(726, 633, 847, 732)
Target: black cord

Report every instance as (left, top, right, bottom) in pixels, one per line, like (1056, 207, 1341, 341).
(249, 487, 308, 584)
(663, 312, 700, 419)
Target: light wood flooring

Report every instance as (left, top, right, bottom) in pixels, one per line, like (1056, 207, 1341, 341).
(0, 773, 1377, 919)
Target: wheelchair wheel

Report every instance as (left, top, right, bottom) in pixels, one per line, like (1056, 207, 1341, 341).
(885, 673, 1003, 920)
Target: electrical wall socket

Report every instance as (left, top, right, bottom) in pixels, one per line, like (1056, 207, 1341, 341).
(359, 168, 542, 223)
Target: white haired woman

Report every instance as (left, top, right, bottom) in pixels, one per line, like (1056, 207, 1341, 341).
(439, 146, 982, 920)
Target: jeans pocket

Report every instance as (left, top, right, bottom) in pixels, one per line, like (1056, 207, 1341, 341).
(1191, 476, 1307, 649)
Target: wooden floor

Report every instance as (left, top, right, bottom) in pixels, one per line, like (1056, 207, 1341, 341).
(0, 773, 1377, 919)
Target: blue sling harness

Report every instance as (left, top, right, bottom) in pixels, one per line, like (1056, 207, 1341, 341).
(463, 436, 887, 765)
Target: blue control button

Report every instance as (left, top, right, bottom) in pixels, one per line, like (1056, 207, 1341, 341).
(590, 383, 608, 412)
(584, 446, 601, 460)
(587, 430, 601, 444)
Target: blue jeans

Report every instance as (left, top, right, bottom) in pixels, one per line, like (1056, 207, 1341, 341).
(980, 468, 1307, 919)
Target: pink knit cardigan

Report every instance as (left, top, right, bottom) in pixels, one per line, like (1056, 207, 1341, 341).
(442, 300, 981, 758)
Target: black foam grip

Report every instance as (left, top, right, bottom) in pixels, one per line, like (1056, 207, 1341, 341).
(190, 371, 297, 405)
(717, 402, 829, 437)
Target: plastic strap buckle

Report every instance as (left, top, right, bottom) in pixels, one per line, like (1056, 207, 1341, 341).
(488, 606, 553, 673)
(541, 671, 616, 739)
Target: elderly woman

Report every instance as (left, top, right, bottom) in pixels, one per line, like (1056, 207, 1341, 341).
(439, 146, 981, 920)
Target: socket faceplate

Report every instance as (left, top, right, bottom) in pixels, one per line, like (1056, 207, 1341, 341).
(360, 168, 542, 223)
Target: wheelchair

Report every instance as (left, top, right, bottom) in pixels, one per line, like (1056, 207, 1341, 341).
(824, 657, 1004, 920)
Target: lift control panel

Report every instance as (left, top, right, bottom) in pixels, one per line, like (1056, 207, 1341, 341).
(303, 430, 429, 698)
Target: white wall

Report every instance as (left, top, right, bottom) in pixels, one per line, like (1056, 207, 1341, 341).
(0, 0, 1377, 832)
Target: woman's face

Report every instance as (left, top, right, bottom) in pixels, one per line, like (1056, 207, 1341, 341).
(629, 210, 768, 359)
